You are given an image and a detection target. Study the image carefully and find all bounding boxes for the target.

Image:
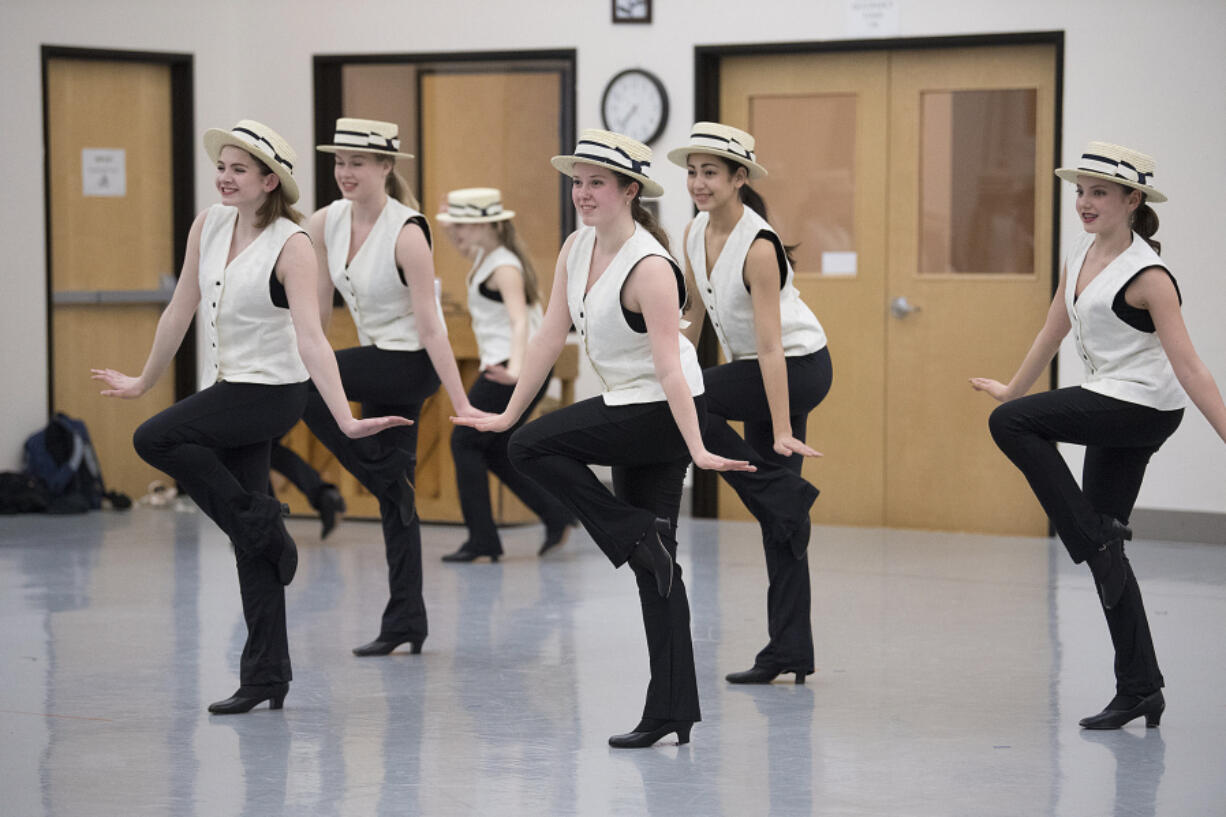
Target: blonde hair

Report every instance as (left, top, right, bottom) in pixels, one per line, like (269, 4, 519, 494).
(380, 157, 420, 209)
(253, 158, 303, 226)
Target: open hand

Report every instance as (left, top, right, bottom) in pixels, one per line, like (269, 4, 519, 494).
(692, 450, 756, 472)
(451, 411, 514, 434)
(773, 434, 823, 458)
(340, 415, 413, 439)
(91, 368, 146, 399)
(968, 377, 1011, 403)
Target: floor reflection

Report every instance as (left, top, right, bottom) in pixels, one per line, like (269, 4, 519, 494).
(1, 508, 1223, 816)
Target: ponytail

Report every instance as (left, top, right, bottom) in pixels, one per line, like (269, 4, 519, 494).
(384, 164, 420, 210)
(495, 220, 542, 305)
(253, 157, 303, 227)
(1133, 198, 1161, 254)
(631, 197, 671, 254)
(738, 182, 797, 269)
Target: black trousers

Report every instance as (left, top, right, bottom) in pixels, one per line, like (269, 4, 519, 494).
(989, 386, 1183, 695)
(301, 345, 440, 643)
(450, 370, 573, 554)
(133, 380, 308, 687)
(509, 396, 704, 723)
(271, 436, 327, 507)
(702, 348, 832, 673)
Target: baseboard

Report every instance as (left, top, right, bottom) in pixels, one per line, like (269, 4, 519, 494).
(1130, 508, 1226, 545)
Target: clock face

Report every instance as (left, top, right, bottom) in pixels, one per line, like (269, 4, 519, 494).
(600, 69, 669, 145)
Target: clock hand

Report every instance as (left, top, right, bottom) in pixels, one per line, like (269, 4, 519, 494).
(618, 104, 639, 129)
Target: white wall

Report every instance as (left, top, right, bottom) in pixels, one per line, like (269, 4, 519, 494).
(3, 0, 1224, 514)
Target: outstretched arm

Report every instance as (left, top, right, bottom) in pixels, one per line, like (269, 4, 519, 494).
(1133, 267, 1226, 443)
(626, 256, 754, 473)
(282, 233, 411, 439)
(969, 266, 1071, 402)
(452, 235, 574, 433)
(481, 263, 532, 384)
(746, 237, 821, 457)
(92, 211, 206, 398)
(679, 221, 707, 349)
(305, 207, 336, 332)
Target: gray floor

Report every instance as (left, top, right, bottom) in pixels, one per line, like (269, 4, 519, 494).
(2, 506, 1224, 817)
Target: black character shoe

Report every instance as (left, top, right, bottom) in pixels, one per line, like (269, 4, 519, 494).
(208, 683, 289, 714)
(725, 666, 807, 685)
(386, 472, 416, 526)
(352, 638, 424, 657)
(1079, 690, 1164, 729)
(608, 719, 693, 748)
(316, 484, 346, 540)
(441, 544, 502, 563)
(539, 519, 576, 556)
(1087, 518, 1132, 610)
(627, 518, 674, 598)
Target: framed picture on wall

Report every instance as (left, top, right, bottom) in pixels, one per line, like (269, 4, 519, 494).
(612, 0, 651, 24)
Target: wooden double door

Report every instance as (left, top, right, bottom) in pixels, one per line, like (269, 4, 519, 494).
(712, 43, 1059, 535)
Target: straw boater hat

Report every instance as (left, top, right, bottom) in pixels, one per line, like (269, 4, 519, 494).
(436, 188, 516, 223)
(1054, 141, 1166, 203)
(666, 122, 768, 180)
(203, 119, 300, 204)
(551, 129, 664, 198)
(316, 117, 414, 160)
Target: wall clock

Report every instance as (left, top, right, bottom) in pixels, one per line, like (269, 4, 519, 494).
(600, 68, 669, 145)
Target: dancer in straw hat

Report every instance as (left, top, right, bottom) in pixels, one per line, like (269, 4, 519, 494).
(92, 120, 410, 714)
(436, 187, 575, 562)
(453, 129, 754, 748)
(668, 122, 832, 685)
(971, 140, 1226, 729)
(304, 118, 485, 658)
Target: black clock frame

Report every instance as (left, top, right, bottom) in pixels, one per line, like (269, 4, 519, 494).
(599, 68, 669, 146)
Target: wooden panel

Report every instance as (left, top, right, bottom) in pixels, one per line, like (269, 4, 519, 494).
(884, 45, 1054, 534)
(420, 72, 562, 316)
(719, 52, 890, 526)
(47, 58, 176, 499)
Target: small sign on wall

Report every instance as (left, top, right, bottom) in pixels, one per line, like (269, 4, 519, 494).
(82, 148, 126, 197)
(847, 0, 900, 37)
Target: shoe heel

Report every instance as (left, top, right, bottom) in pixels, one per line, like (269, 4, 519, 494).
(795, 672, 805, 685)
(1146, 708, 1163, 727)
(676, 723, 692, 745)
(410, 641, 423, 655)
(270, 693, 285, 710)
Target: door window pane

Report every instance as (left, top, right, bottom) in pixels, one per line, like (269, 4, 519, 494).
(750, 94, 856, 276)
(919, 89, 1036, 274)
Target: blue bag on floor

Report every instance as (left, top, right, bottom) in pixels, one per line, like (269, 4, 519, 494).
(23, 413, 107, 513)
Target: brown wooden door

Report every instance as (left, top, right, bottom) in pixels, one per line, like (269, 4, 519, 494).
(46, 57, 179, 500)
(715, 44, 1054, 535)
(280, 62, 571, 523)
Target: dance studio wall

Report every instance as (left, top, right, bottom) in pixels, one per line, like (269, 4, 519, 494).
(3, 0, 1224, 518)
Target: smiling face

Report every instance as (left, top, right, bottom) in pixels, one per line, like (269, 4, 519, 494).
(333, 150, 391, 201)
(215, 145, 278, 207)
(1075, 175, 1141, 235)
(685, 153, 746, 212)
(570, 162, 635, 228)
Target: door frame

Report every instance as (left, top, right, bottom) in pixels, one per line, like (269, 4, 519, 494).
(690, 31, 1065, 518)
(312, 49, 577, 237)
(41, 45, 197, 413)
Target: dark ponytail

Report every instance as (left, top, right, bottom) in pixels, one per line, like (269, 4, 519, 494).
(717, 157, 797, 267)
(1133, 197, 1161, 254)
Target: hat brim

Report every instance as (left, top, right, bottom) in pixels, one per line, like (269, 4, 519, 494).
(665, 146, 768, 180)
(551, 155, 665, 199)
(316, 145, 415, 160)
(1054, 168, 1166, 203)
(435, 210, 516, 224)
(205, 128, 300, 204)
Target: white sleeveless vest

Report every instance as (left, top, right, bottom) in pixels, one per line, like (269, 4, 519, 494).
(1065, 231, 1186, 411)
(467, 245, 544, 369)
(197, 204, 309, 388)
(325, 198, 445, 351)
(685, 207, 826, 362)
(566, 225, 704, 406)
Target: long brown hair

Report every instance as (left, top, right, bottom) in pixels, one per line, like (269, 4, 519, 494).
(1132, 196, 1161, 254)
(493, 220, 542, 305)
(382, 156, 421, 210)
(253, 157, 303, 227)
(614, 173, 671, 254)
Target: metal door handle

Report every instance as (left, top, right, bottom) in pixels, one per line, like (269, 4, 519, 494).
(890, 296, 920, 319)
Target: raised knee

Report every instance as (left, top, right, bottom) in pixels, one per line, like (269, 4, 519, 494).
(987, 401, 1022, 445)
(131, 418, 162, 464)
